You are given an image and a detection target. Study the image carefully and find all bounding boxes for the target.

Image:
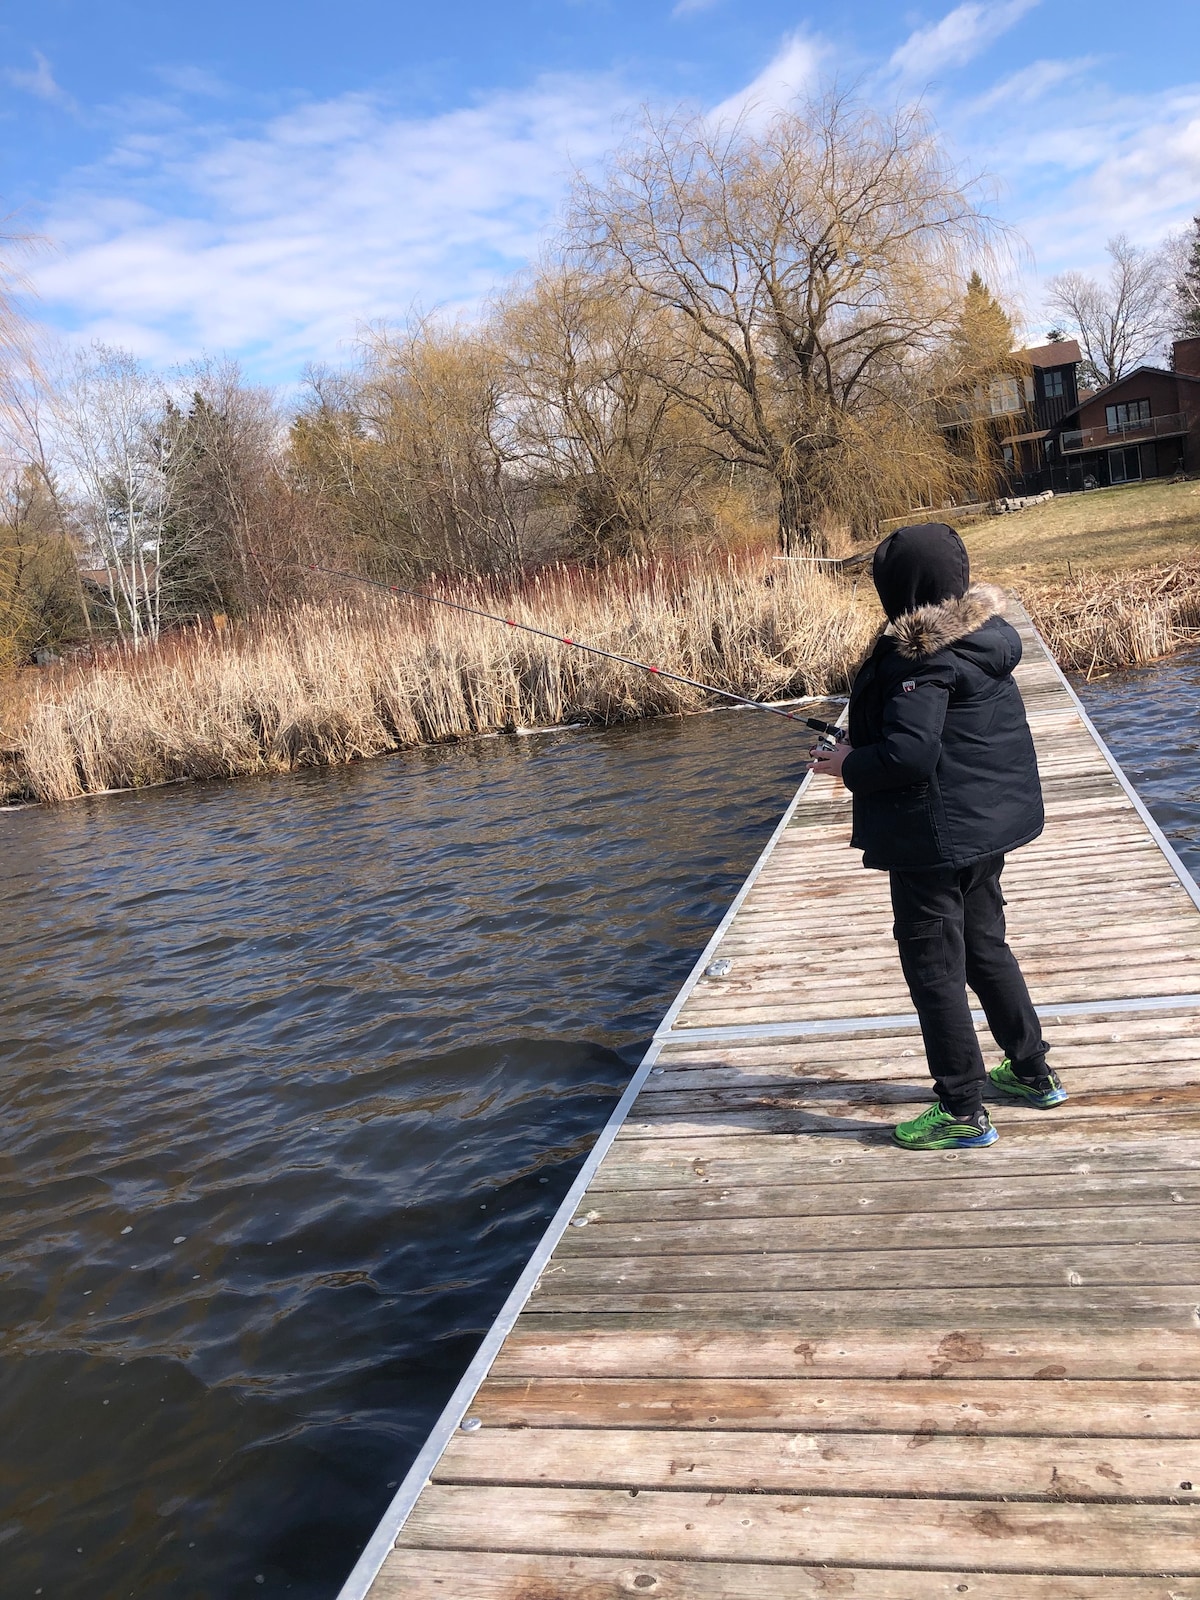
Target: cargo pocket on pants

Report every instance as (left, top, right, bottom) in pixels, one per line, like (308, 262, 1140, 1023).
(892, 917, 949, 986)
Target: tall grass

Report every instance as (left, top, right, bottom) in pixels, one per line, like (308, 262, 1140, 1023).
(2, 554, 874, 804)
(1021, 560, 1200, 677)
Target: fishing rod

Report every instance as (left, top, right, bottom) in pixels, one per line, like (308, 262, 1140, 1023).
(305, 561, 849, 739)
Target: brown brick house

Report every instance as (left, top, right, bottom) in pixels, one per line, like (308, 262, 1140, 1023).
(940, 339, 1083, 496)
(1047, 338, 1200, 489)
(991, 339, 1083, 494)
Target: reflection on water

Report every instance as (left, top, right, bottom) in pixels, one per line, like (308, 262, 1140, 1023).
(0, 710, 813, 1600)
(1076, 650, 1200, 879)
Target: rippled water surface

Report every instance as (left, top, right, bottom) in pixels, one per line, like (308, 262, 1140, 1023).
(1076, 650, 1200, 878)
(0, 710, 816, 1600)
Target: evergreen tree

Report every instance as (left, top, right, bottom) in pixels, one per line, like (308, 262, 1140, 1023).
(954, 272, 1016, 371)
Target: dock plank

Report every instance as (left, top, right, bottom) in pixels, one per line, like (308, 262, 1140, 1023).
(433, 1426, 1199, 1500)
(467, 1375, 1200, 1436)
(399, 1485, 1200, 1574)
(376, 1550, 1200, 1600)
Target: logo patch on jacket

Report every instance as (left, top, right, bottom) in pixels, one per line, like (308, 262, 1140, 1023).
(902, 679, 916, 693)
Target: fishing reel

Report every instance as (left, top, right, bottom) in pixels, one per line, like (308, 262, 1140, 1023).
(805, 716, 848, 751)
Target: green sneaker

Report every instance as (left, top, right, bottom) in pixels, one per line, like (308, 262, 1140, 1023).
(893, 1103, 998, 1150)
(989, 1058, 1068, 1109)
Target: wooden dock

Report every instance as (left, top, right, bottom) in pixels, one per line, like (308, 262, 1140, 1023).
(341, 603, 1200, 1600)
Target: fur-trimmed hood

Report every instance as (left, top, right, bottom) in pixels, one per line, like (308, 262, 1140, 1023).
(888, 583, 1008, 661)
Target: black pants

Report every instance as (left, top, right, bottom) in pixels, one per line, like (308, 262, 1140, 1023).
(889, 854, 1046, 1119)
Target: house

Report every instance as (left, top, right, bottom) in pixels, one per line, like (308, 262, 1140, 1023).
(940, 339, 1083, 497)
(1046, 338, 1200, 490)
(986, 340, 1083, 495)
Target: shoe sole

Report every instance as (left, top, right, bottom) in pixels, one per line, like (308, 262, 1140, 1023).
(892, 1125, 999, 1150)
(989, 1077, 1069, 1110)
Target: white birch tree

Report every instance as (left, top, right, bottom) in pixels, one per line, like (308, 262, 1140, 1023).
(51, 345, 175, 645)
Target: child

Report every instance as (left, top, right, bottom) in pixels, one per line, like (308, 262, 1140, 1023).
(811, 522, 1067, 1150)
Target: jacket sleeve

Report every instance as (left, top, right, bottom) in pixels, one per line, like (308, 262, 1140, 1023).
(841, 658, 955, 796)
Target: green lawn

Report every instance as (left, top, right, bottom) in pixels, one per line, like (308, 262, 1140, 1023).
(959, 479, 1200, 583)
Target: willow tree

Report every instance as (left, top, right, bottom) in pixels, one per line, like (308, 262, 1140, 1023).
(500, 270, 710, 559)
(571, 95, 997, 553)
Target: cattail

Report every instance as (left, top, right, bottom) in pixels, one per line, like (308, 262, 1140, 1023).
(3, 551, 875, 803)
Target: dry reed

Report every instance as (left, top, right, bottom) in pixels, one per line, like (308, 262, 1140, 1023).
(1021, 560, 1200, 678)
(3, 554, 874, 804)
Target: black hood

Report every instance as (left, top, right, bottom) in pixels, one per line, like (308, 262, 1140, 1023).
(872, 523, 970, 622)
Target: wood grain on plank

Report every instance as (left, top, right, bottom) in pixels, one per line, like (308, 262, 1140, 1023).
(492, 1326, 1200, 1379)
(374, 1549, 1200, 1600)
(396, 1484, 1200, 1573)
(586, 1171, 1200, 1221)
(620, 1095, 1200, 1136)
(433, 1425, 1199, 1501)
(530, 1241, 1200, 1295)
(555, 1204, 1200, 1255)
(519, 1285, 1200, 1328)
(469, 1376, 1200, 1437)
(598, 1129, 1200, 1186)
(631, 1082, 1200, 1116)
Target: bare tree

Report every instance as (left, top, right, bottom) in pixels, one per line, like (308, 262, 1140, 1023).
(1163, 216, 1200, 340)
(1045, 235, 1168, 387)
(294, 320, 534, 578)
(570, 95, 997, 553)
(50, 344, 173, 645)
(500, 270, 710, 558)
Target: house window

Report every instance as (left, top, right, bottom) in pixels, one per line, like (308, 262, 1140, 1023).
(1043, 369, 1065, 399)
(989, 377, 1022, 415)
(1106, 399, 1151, 432)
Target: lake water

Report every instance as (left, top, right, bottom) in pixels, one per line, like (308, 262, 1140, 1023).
(0, 708, 818, 1600)
(1077, 651, 1200, 878)
(2, 651, 1198, 1600)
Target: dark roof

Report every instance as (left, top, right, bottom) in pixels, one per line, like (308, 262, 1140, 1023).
(1021, 339, 1082, 369)
(79, 564, 160, 592)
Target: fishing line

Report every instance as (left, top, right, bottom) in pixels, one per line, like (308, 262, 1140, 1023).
(305, 561, 848, 736)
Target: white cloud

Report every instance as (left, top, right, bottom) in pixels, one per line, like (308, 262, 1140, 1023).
(1018, 90, 1200, 264)
(709, 31, 826, 130)
(888, 0, 1040, 81)
(5, 49, 77, 112)
(155, 65, 229, 98)
(937, 53, 1200, 335)
(21, 18, 1200, 379)
(953, 71, 1200, 257)
(964, 55, 1096, 115)
(30, 78, 626, 378)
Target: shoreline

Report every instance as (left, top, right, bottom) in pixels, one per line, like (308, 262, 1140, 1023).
(0, 692, 838, 813)
(10, 617, 1200, 814)
(7, 542, 1200, 809)
(0, 554, 874, 807)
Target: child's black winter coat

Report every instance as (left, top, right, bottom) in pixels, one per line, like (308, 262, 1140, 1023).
(841, 584, 1044, 872)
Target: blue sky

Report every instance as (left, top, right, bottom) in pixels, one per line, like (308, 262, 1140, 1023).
(3, 0, 1199, 382)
